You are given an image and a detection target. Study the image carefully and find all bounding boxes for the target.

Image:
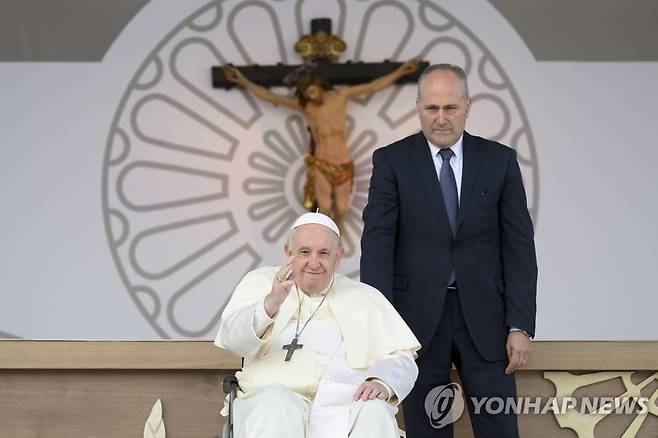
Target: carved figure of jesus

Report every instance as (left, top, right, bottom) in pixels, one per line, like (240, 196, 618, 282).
(224, 58, 420, 232)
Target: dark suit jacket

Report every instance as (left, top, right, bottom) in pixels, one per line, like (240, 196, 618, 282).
(360, 131, 537, 361)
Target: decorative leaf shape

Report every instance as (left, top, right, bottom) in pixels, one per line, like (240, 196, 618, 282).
(144, 399, 166, 438)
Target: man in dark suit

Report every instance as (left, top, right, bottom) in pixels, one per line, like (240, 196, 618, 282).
(360, 64, 537, 437)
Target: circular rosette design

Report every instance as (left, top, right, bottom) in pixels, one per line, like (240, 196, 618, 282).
(103, 0, 538, 338)
(243, 113, 376, 263)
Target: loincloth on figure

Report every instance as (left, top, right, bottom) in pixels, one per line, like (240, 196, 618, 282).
(303, 155, 354, 210)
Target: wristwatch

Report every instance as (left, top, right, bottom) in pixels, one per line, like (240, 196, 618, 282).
(510, 327, 533, 340)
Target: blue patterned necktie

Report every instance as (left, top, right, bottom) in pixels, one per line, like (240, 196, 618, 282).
(439, 148, 458, 236)
(439, 148, 458, 286)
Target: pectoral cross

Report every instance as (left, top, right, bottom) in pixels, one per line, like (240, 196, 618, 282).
(282, 336, 303, 361)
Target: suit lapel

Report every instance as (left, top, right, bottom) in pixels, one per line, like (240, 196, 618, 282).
(456, 132, 482, 235)
(408, 132, 454, 240)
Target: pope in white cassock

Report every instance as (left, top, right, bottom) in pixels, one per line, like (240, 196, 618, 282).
(215, 212, 421, 438)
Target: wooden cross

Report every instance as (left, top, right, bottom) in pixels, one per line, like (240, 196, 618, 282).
(212, 18, 427, 90)
(282, 336, 303, 361)
(211, 18, 427, 230)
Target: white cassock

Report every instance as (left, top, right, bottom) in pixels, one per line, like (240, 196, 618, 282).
(215, 266, 421, 438)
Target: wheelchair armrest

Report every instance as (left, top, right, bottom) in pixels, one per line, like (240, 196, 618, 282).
(223, 375, 239, 395)
(221, 375, 240, 438)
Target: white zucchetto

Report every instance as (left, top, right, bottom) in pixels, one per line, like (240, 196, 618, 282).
(290, 212, 340, 237)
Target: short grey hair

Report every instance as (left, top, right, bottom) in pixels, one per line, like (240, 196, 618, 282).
(417, 64, 469, 100)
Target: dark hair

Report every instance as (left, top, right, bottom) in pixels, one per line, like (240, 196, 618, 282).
(295, 72, 332, 107)
(418, 64, 469, 99)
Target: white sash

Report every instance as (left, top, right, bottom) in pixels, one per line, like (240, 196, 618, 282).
(278, 319, 367, 438)
(308, 344, 370, 437)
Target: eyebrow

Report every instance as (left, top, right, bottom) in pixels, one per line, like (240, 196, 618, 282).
(297, 246, 332, 252)
(424, 103, 458, 108)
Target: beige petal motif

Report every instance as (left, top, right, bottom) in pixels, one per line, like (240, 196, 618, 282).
(144, 399, 166, 438)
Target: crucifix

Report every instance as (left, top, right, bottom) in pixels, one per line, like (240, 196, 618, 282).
(282, 336, 303, 361)
(213, 18, 428, 233)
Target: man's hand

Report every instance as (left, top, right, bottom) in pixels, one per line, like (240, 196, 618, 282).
(223, 65, 247, 85)
(353, 380, 389, 401)
(505, 331, 532, 374)
(263, 257, 295, 318)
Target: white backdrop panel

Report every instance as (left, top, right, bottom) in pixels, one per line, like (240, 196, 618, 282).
(1, 0, 657, 340)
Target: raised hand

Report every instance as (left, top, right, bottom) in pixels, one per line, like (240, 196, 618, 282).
(264, 256, 296, 317)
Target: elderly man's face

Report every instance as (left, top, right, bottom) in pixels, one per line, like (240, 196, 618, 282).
(417, 70, 471, 148)
(285, 224, 342, 294)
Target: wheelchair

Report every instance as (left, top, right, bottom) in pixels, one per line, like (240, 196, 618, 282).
(220, 375, 239, 438)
